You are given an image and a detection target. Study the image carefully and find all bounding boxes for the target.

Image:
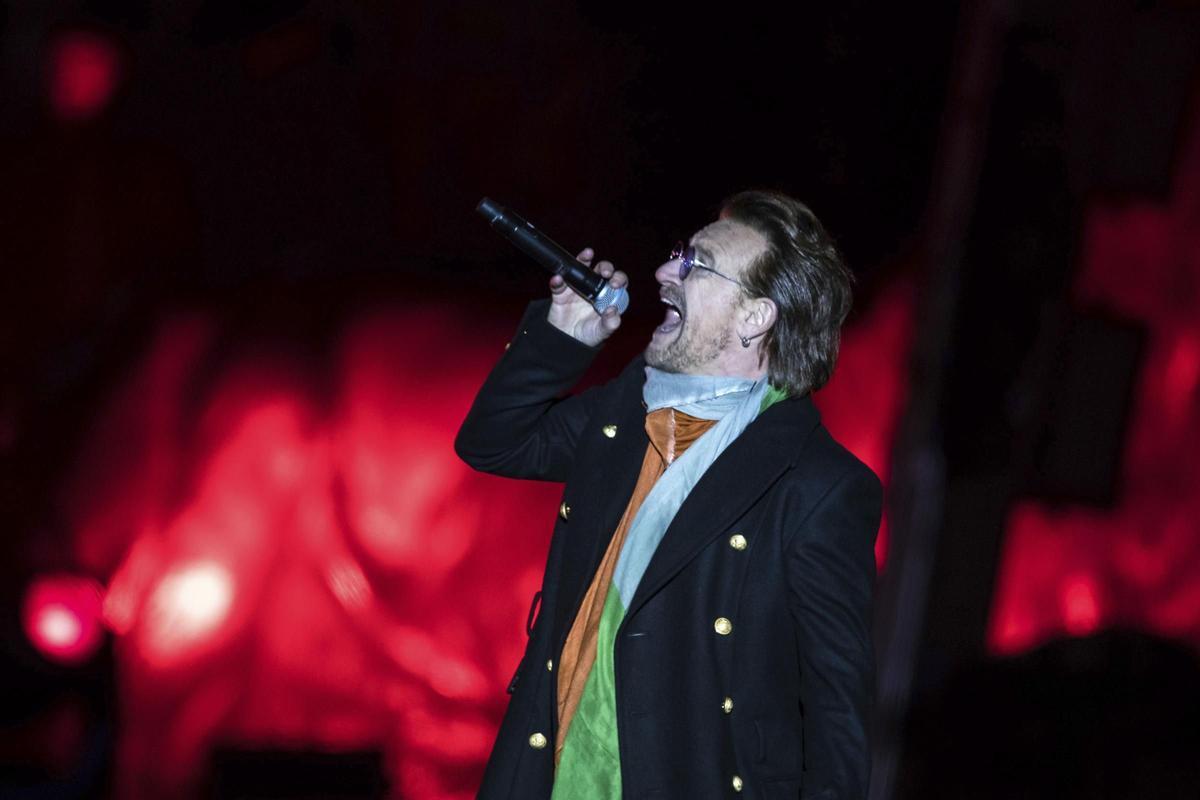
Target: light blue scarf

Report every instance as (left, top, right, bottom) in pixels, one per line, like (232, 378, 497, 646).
(611, 367, 769, 608)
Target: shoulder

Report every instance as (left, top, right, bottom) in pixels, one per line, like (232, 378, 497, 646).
(793, 423, 881, 496)
(756, 400, 883, 544)
(752, 395, 881, 495)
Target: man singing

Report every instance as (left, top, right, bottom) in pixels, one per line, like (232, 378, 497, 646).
(456, 190, 882, 799)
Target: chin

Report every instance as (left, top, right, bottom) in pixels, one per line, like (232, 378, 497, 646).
(644, 341, 684, 374)
(645, 330, 675, 366)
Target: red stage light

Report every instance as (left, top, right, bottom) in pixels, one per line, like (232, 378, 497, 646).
(140, 561, 235, 663)
(38, 605, 82, 647)
(1061, 575, 1101, 636)
(22, 574, 105, 665)
(46, 30, 122, 121)
(989, 97, 1200, 657)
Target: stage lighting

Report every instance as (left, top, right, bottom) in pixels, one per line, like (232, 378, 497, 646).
(1062, 575, 1101, 637)
(22, 574, 105, 665)
(141, 561, 235, 662)
(46, 30, 122, 121)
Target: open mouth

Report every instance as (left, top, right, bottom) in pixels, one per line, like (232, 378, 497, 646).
(657, 296, 684, 334)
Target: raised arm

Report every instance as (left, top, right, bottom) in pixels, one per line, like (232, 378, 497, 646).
(455, 248, 628, 482)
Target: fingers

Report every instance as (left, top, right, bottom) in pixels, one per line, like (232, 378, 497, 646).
(600, 305, 622, 333)
(559, 249, 627, 329)
(590, 258, 628, 292)
(548, 273, 569, 296)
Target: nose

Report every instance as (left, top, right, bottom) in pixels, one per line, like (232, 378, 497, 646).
(654, 256, 681, 286)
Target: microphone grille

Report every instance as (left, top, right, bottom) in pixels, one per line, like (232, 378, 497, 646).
(593, 285, 630, 315)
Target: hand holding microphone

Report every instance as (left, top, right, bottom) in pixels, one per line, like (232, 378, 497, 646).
(476, 198, 629, 347)
(548, 246, 628, 347)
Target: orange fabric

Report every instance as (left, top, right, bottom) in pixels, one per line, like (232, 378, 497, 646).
(554, 408, 717, 763)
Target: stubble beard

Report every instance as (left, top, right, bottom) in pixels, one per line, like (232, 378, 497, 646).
(645, 321, 732, 374)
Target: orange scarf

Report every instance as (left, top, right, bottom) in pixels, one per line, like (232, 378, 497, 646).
(554, 408, 717, 761)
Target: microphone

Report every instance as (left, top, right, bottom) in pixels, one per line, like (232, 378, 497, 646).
(476, 198, 629, 315)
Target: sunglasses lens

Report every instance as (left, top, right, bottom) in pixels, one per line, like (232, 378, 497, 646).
(679, 246, 695, 280)
(670, 242, 689, 280)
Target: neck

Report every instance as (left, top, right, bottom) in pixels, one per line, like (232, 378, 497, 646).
(698, 346, 768, 383)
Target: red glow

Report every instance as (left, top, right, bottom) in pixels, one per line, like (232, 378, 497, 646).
(1061, 575, 1101, 636)
(22, 574, 105, 665)
(989, 96, 1200, 655)
(326, 559, 372, 611)
(47, 31, 121, 121)
(816, 278, 915, 570)
(140, 561, 235, 663)
(39, 605, 83, 647)
(61, 297, 907, 796)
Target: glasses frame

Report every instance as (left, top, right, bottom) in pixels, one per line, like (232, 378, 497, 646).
(670, 242, 749, 290)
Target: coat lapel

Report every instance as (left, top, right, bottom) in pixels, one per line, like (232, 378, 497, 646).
(622, 395, 821, 621)
(551, 364, 651, 648)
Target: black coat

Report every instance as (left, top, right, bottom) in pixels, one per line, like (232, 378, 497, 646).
(455, 301, 882, 800)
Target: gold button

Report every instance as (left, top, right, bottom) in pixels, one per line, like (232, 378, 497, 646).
(732, 775, 743, 792)
(729, 533, 747, 551)
(714, 617, 732, 636)
(559, 502, 571, 520)
(546, 659, 554, 672)
(722, 696, 733, 714)
(602, 424, 618, 438)
(529, 732, 547, 749)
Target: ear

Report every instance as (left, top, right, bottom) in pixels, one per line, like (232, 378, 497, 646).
(742, 296, 778, 336)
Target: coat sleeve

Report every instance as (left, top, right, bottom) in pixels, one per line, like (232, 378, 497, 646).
(785, 462, 882, 800)
(454, 299, 608, 483)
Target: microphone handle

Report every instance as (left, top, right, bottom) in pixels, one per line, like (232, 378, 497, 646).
(477, 198, 628, 313)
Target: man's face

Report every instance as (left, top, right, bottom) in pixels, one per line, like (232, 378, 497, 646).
(645, 219, 768, 375)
